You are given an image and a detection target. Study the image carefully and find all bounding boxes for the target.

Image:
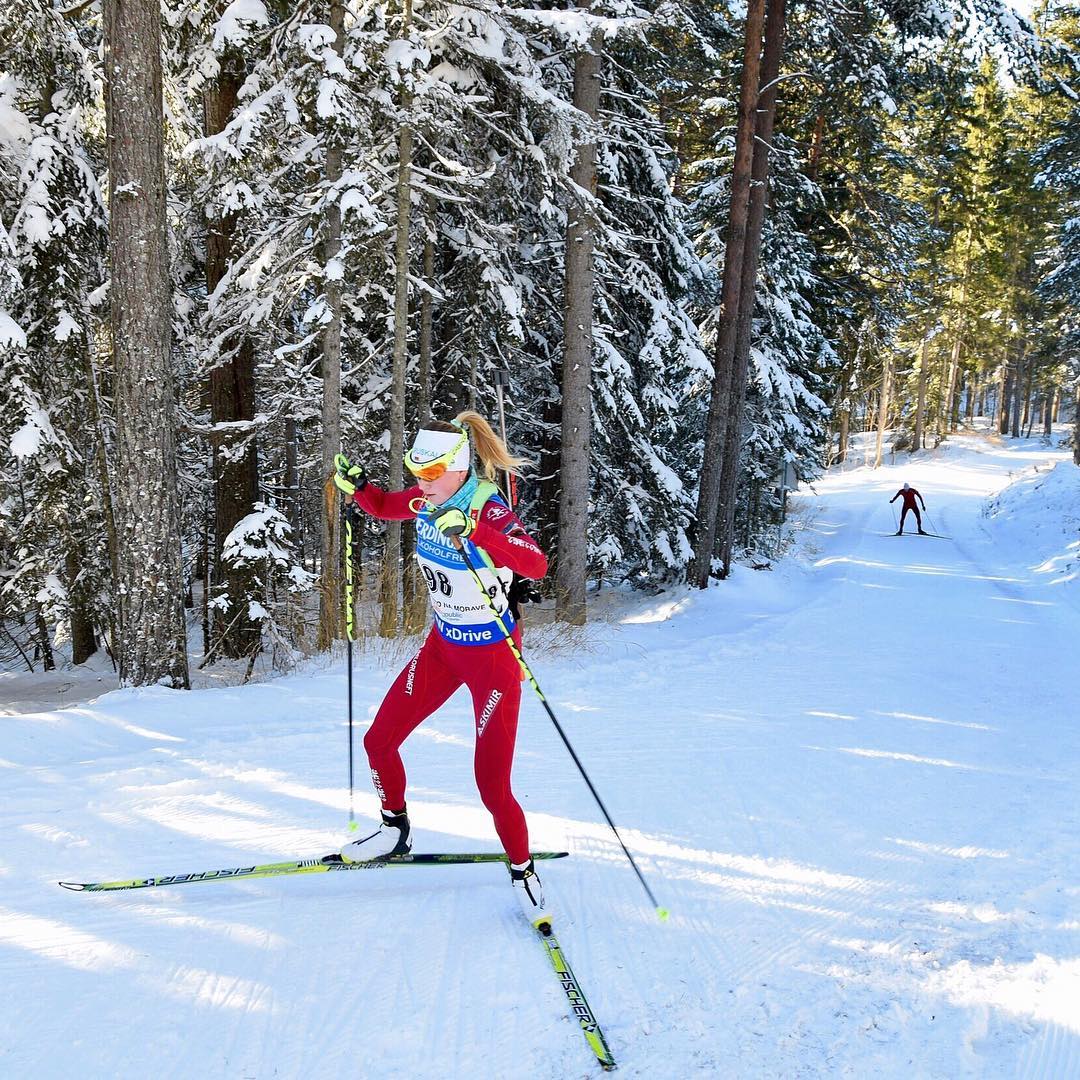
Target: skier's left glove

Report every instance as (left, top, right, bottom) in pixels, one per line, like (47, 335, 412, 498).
(431, 507, 474, 538)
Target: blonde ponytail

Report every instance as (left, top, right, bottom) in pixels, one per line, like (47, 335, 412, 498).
(418, 411, 532, 482)
(454, 410, 532, 482)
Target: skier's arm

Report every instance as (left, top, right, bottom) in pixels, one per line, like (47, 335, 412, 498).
(353, 482, 424, 521)
(889, 492, 899, 503)
(917, 490, 927, 510)
(471, 505, 548, 580)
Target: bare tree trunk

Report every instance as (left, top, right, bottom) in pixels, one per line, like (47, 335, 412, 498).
(837, 407, 849, 464)
(418, 203, 435, 430)
(284, 416, 301, 548)
(404, 205, 435, 635)
(944, 343, 961, 433)
(66, 542, 97, 664)
(873, 356, 892, 469)
(202, 491, 211, 658)
(104, 0, 189, 688)
(555, 17, 602, 625)
(34, 604, 55, 672)
(689, 0, 766, 587)
(716, 0, 786, 578)
(1021, 358, 1035, 435)
(1010, 347, 1026, 439)
(205, 51, 260, 659)
(914, 329, 930, 451)
(318, 0, 346, 650)
(380, 1, 414, 638)
(999, 357, 1012, 435)
(77, 295, 119, 654)
(1074, 385, 1080, 465)
(806, 109, 826, 183)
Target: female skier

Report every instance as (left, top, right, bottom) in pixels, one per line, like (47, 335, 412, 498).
(332, 411, 550, 923)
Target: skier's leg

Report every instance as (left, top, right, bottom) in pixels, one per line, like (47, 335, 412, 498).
(915, 506, 926, 533)
(363, 630, 461, 812)
(898, 507, 909, 534)
(459, 635, 529, 865)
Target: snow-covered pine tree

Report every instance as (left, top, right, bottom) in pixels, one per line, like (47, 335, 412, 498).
(1034, 3, 1080, 461)
(0, 0, 113, 669)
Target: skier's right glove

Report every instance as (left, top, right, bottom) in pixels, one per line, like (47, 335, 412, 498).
(333, 453, 367, 496)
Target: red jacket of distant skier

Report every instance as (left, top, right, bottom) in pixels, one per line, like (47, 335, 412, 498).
(893, 488, 922, 510)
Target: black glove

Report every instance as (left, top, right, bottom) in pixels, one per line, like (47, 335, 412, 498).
(333, 453, 367, 496)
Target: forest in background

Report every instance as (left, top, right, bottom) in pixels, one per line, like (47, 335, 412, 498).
(1, 0, 1078, 686)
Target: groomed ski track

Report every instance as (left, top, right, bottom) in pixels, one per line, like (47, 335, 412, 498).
(2, 431, 1079, 1078)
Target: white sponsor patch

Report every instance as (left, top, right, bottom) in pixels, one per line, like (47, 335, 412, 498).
(404, 654, 419, 696)
(486, 505, 510, 521)
(506, 533, 538, 550)
(478, 689, 503, 736)
(370, 769, 386, 801)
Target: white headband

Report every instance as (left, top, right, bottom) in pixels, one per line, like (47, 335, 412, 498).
(407, 429, 471, 472)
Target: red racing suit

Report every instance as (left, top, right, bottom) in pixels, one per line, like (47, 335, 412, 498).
(351, 482, 547, 864)
(890, 487, 926, 532)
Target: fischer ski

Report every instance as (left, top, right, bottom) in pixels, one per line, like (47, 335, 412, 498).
(534, 920, 616, 1072)
(59, 851, 569, 893)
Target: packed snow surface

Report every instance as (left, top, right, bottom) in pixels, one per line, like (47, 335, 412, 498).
(3, 431, 1079, 1078)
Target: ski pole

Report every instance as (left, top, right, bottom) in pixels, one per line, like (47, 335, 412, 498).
(493, 370, 514, 507)
(343, 502, 360, 833)
(411, 498, 669, 922)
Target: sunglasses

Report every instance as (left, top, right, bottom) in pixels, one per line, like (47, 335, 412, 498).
(404, 430, 468, 482)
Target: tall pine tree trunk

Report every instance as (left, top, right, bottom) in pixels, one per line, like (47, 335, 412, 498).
(318, 0, 346, 650)
(1010, 346, 1026, 439)
(914, 329, 931, 453)
(403, 207, 435, 635)
(873, 356, 892, 468)
(205, 51, 260, 659)
(381, 2, 414, 638)
(837, 408, 849, 464)
(1020, 358, 1034, 435)
(555, 19, 601, 625)
(66, 541, 97, 665)
(998, 356, 1011, 435)
(1074, 385, 1080, 465)
(716, 0, 785, 578)
(689, 0, 766, 587)
(284, 416, 301, 550)
(104, 0, 189, 688)
(78, 293, 119, 656)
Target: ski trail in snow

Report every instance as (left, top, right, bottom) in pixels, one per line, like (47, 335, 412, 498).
(6, 431, 1080, 1077)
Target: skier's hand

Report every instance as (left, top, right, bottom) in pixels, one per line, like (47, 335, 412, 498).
(431, 507, 474, 538)
(334, 453, 366, 496)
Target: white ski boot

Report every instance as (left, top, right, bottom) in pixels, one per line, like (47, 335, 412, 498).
(340, 808, 412, 864)
(510, 858, 551, 930)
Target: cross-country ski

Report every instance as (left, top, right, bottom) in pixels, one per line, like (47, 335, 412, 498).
(59, 851, 570, 893)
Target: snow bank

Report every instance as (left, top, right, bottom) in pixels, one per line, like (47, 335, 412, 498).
(983, 459, 1080, 594)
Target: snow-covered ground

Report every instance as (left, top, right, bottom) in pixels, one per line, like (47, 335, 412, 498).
(3, 429, 1079, 1079)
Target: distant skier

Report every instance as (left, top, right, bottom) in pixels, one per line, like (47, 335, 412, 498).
(890, 482, 927, 535)
(333, 411, 550, 925)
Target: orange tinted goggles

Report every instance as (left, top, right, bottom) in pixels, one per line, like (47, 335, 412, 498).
(408, 459, 450, 482)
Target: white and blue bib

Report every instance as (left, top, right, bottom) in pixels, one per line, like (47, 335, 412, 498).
(415, 482, 515, 646)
